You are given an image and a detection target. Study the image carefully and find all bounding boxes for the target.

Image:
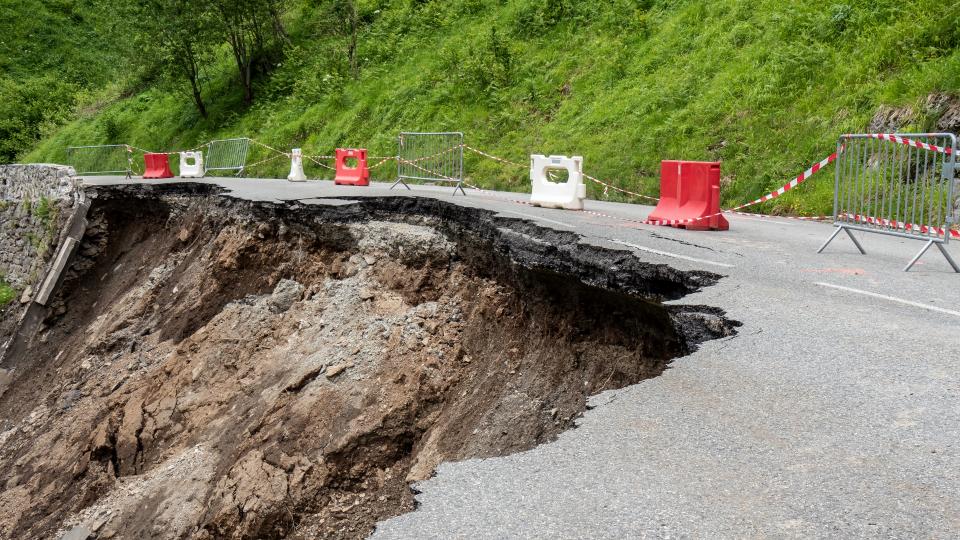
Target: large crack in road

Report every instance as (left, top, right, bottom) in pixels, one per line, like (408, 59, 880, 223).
(0, 184, 738, 539)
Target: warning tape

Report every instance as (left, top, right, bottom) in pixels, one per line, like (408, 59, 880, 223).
(244, 153, 288, 170)
(126, 143, 209, 155)
(304, 155, 336, 171)
(839, 212, 960, 239)
(462, 145, 525, 168)
(249, 138, 290, 157)
(368, 156, 396, 170)
(401, 145, 464, 165)
(863, 134, 954, 155)
(730, 210, 831, 222)
(583, 173, 660, 203)
(396, 157, 460, 181)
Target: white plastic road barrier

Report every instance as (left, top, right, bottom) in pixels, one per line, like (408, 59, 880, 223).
(179, 151, 204, 178)
(529, 154, 586, 210)
(288, 148, 307, 182)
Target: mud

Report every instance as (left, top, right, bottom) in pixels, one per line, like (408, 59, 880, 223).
(0, 185, 736, 539)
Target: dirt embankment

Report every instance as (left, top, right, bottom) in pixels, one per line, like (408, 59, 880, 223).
(0, 185, 736, 539)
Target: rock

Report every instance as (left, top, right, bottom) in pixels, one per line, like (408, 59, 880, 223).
(268, 279, 305, 313)
(177, 228, 191, 242)
(60, 389, 82, 411)
(19, 286, 32, 304)
(358, 289, 375, 301)
(325, 363, 350, 379)
(60, 525, 93, 540)
(363, 254, 377, 265)
(868, 105, 914, 133)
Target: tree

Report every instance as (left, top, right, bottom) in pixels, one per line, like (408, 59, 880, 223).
(122, 0, 216, 118)
(345, 0, 359, 79)
(211, 0, 289, 104)
(328, 0, 360, 79)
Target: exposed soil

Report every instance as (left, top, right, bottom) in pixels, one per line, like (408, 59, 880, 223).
(0, 185, 736, 539)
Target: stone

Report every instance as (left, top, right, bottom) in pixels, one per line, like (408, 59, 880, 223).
(268, 279, 304, 313)
(325, 363, 350, 379)
(19, 286, 32, 304)
(60, 525, 93, 540)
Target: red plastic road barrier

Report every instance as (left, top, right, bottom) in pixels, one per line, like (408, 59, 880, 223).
(646, 160, 729, 231)
(142, 153, 174, 179)
(334, 148, 370, 186)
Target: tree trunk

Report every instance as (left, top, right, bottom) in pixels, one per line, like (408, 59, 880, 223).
(243, 60, 253, 104)
(349, 1, 358, 79)
(190, 80, 208, 118)
(183, 43, 208, 118)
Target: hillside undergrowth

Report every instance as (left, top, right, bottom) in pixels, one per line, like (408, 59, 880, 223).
(14, 0, 960, 215)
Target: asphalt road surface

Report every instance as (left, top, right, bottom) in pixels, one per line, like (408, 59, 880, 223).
(86, 176, 960, 538)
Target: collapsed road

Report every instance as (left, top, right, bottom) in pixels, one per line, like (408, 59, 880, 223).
(3, 175, 960, 538)
(0, 183, 735, 539)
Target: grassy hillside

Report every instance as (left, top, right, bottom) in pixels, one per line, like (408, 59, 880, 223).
(17, 0, 960, 215)
(0, 0, 129, 161)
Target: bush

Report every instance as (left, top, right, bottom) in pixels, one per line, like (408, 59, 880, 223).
(0, 278, 15, 306)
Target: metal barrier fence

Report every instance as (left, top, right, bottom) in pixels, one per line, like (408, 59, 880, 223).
(65, 145, 133, 178)
(205, 138, 251, 176)
(819, 133, 958, 272)
(395, 132, 465, 195)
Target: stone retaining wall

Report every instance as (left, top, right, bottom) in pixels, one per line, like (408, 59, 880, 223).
(0, 164, 79, 291)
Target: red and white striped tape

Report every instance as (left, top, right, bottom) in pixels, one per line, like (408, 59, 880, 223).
(839, 212, 960, 239)
(862, 134, 954, 155)
(463, 145, 525, 168)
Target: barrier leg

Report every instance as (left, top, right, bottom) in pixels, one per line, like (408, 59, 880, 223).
(390, 178, 411, 191)
(453, 181, 467, 197)
(817, 227, 844, 253)
(843, 228, 867, 255)
(904, 240, 935, 272)
(818, 226, 866, 255)
(935, 242, 960, 273)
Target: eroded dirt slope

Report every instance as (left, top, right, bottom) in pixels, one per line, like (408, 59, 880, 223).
(0, 186, 736, 539)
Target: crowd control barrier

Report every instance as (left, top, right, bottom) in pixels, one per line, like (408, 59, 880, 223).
(205, 138, 250, 176)
(143, 153, 174, 179)
(287, 148, 307, 182)
(529, 155, 586, 210)
(647, 161, 729, 231)
(65, 145, 133, 178)
(818, 133, 959, 272)
(179, 151, 204, 178)
(334, 148, 370, 186)
(395, 132, 465, 195)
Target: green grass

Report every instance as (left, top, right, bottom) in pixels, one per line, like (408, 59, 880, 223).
(0, 278, 15, 306)
(16, 0, 960, 216)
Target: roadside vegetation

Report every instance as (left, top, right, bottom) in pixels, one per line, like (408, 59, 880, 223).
(0, 278, 15, 307)
(6, 0, 960, 214)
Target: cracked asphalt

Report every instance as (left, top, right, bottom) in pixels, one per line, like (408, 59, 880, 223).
(86, 176, 960, 538)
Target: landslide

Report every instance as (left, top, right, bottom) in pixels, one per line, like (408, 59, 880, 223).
(0, 185, 736, 539)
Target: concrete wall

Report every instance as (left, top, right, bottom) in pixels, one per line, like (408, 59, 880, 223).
(0, 164, 79, 291)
